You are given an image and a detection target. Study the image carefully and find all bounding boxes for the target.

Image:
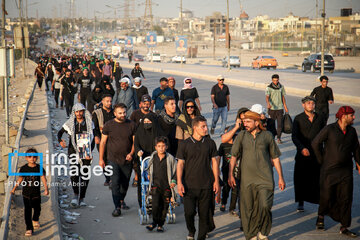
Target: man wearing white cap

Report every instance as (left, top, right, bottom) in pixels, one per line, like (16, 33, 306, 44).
(210, 75, 230, 135)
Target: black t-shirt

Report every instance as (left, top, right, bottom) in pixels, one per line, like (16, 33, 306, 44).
(78, 75, 93, 92)
(310, 86, 334, 108)
(130, 109, 156, 127)
(218, 142, 233, 169)
(102, 119, 137, 165)
(153, 154, 170, 189)
(176, 136, 218, 189)
(134, 86, 149, 105)
(211, 84, 230, 108)
(19, 164, 46, 198)
(180, 88, 199, 102)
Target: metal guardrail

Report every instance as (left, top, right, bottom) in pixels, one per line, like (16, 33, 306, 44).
(0, 70, 37, 239)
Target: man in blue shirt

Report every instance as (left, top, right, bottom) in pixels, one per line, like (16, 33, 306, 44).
(151, 77, 174, 113)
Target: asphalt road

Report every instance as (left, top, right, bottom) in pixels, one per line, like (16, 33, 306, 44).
(56, 68, 360, 240)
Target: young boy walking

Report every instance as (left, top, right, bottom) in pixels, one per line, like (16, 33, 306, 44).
(146, 136, 177, 232)
(11, 147, 49, 237)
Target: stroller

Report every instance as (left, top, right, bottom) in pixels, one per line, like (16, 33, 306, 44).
(138, 156, 176, 225)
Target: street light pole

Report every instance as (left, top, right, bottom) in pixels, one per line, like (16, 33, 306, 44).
(1, 0, 6, 110)
(226, 0, 230, 71)
(321, 0, 325, 76)
(315, 0, 318, 52)
(180, 0, 183, 66)
(18, 0, 26, 77)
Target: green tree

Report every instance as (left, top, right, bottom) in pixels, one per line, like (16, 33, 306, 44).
(152, 25, 164, 35)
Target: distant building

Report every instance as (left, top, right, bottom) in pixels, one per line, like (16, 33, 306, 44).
(205, 12, 227, 35)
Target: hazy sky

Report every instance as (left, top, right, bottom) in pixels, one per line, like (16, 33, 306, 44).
(6, 0, 360, 19)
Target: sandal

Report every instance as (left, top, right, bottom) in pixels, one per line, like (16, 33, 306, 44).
(25, 230, 32, 236)
(33, 221, 40, 230)
(146, 223, 157, 231)
(340, 228, 357, 238)
(157, 226, 164, 232)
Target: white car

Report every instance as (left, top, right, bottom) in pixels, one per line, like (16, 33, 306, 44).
(171, 56, 186, 63)
(222, 56, 241, 68)
(147, 53, 161, 62)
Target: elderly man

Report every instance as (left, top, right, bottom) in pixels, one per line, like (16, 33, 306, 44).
(210, 75, 230, 135)
(132, 77, 148, 106)
(312, 106, 360, 237)
(229, 110, 285, 240)
(113, 77, 138, 116)
(291, 96, 326, 212)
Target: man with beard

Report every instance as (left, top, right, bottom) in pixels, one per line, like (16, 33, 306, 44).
(93, 94, 114, 186)
(310, 75, 334, 123)
(113, 77, 138, 116)
(58, 103, 95, 207)
(99, 103, 137, 216)
(130, 94, 156, 127)
(291, 96, 326, 212)
(158, 97, 179, 156)
(221, 107, 249, 143)
(132, 77, 149, 106)
(77, 68, 94, 109)
(177, 116, 220, 240)
(60, 69, 76, 118)
(312, 106, 360, 237)
(229, 110, 285, 240)
(151, 77, 174, 113)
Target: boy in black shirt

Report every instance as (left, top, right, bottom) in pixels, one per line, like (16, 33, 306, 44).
(11, 148, 49, 237)
(146, 136, 177, 232)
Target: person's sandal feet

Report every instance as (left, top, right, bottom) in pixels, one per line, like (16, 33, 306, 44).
(340, 229, 357, 238)
(220, 204, 225, 212)
(112, 208, 122, 217)
(157, 226, 164, 232)
(316, 216, 325, 230)
(121, 201, 130, 210)
(25, 230, 32, 236)
(132, 179, 138, 187)
(146, 224, 157, 231)
(32, 221, 40, 230)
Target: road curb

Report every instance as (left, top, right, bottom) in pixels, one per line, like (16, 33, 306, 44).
(121, 63, 360, 106)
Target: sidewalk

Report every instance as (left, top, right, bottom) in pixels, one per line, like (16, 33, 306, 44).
(119, 60, 360, 106)
(7, 76, 61, 239)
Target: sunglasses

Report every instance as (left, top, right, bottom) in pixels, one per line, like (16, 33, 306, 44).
(219, 79, 224, 81)
(185, 81, 191, 84)
(186, 105, 195, 109)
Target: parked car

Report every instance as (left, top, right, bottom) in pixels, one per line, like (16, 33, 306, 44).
(302, 53, 335, 73)
(252, 56, 278, 69)
(171, 55, 186, 63)
(134, 54, 144, 61)
(222, 56, 240, 68)
(146, 53, 161, 62)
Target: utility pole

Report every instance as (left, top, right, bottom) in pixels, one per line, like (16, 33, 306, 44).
(213, 20, 216, 59)
(180, 0, 183, 66)
(1, 0, 5, 110)
(320, 0, 325, 76)
(226, 0, 230, 71)
(2, 0, 9, 143)
(25, 0, 28, 58)
(315, 0, 318, 52)
(18, 0, 25, 77)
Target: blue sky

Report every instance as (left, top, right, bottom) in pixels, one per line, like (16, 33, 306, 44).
(6, 0, 360, 19)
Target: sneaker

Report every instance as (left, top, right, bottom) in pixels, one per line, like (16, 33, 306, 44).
(187, 233, 195, 240)
(316, 216, 325, 230)
(70, 198, 78, 207)
(220, 204, 226, 212)
(112, 208, 122, 217)
(121, 201, 130, 210)
(210, 128, 215, 135)
(340, 228, 357, 238)
(79, 199, 87, 207)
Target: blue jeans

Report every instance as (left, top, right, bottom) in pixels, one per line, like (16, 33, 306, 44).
(109, 161, 133, 209)
(211, 106, 228, 134)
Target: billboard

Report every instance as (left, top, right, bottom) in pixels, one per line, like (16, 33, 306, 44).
(112, 46, 121, 58)
(100, 40, 107, 50)
(146, 32, 157, 48)
(124, 36, 133, 51)
(175, 36, 188, 54)
(113, 39, 120, 46)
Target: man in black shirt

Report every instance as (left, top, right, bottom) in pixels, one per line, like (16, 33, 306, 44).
(131, 63, 146, 80)
(77, 68, 93, 109)
(60, 69, 76, 118)
(130, 94, 156, 127)
(99, 103, 137, 217)
(132, 77, 149, 106)
(92, 94, 115, 186)
(177, 116, 220, 240)
(210, 75, 230, 135)
(310, 75, 334, 123)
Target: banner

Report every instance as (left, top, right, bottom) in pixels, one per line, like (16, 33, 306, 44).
(175, 36, 187, 54)
(112, 46, 121, 58)
(124, 36, 133, 51)
(100, 40, 107, 50)
(146, 32, 157, 48)
(113, 39, 120, 46)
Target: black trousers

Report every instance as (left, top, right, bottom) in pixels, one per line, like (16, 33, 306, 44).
(54, 89, 64, 107)
(151, 186, 171, 226)
(63, 93, 74, 117)
(268, 109, 284, 139)
(221, 165, 231, 205)
(79, 89, 91, 109)
(36, 78, 43, 89)
(316, 105, 329, 124)
(45, 77, 52, 91)
(109, 161, 133, 208)
(184, 188, 213, 240)
(23, 196, 41, 231)
(69, 160, 91, 199)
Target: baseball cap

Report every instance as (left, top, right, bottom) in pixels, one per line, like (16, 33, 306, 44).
(141, 94, 151, 102)
(217, 75, 224, 80)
